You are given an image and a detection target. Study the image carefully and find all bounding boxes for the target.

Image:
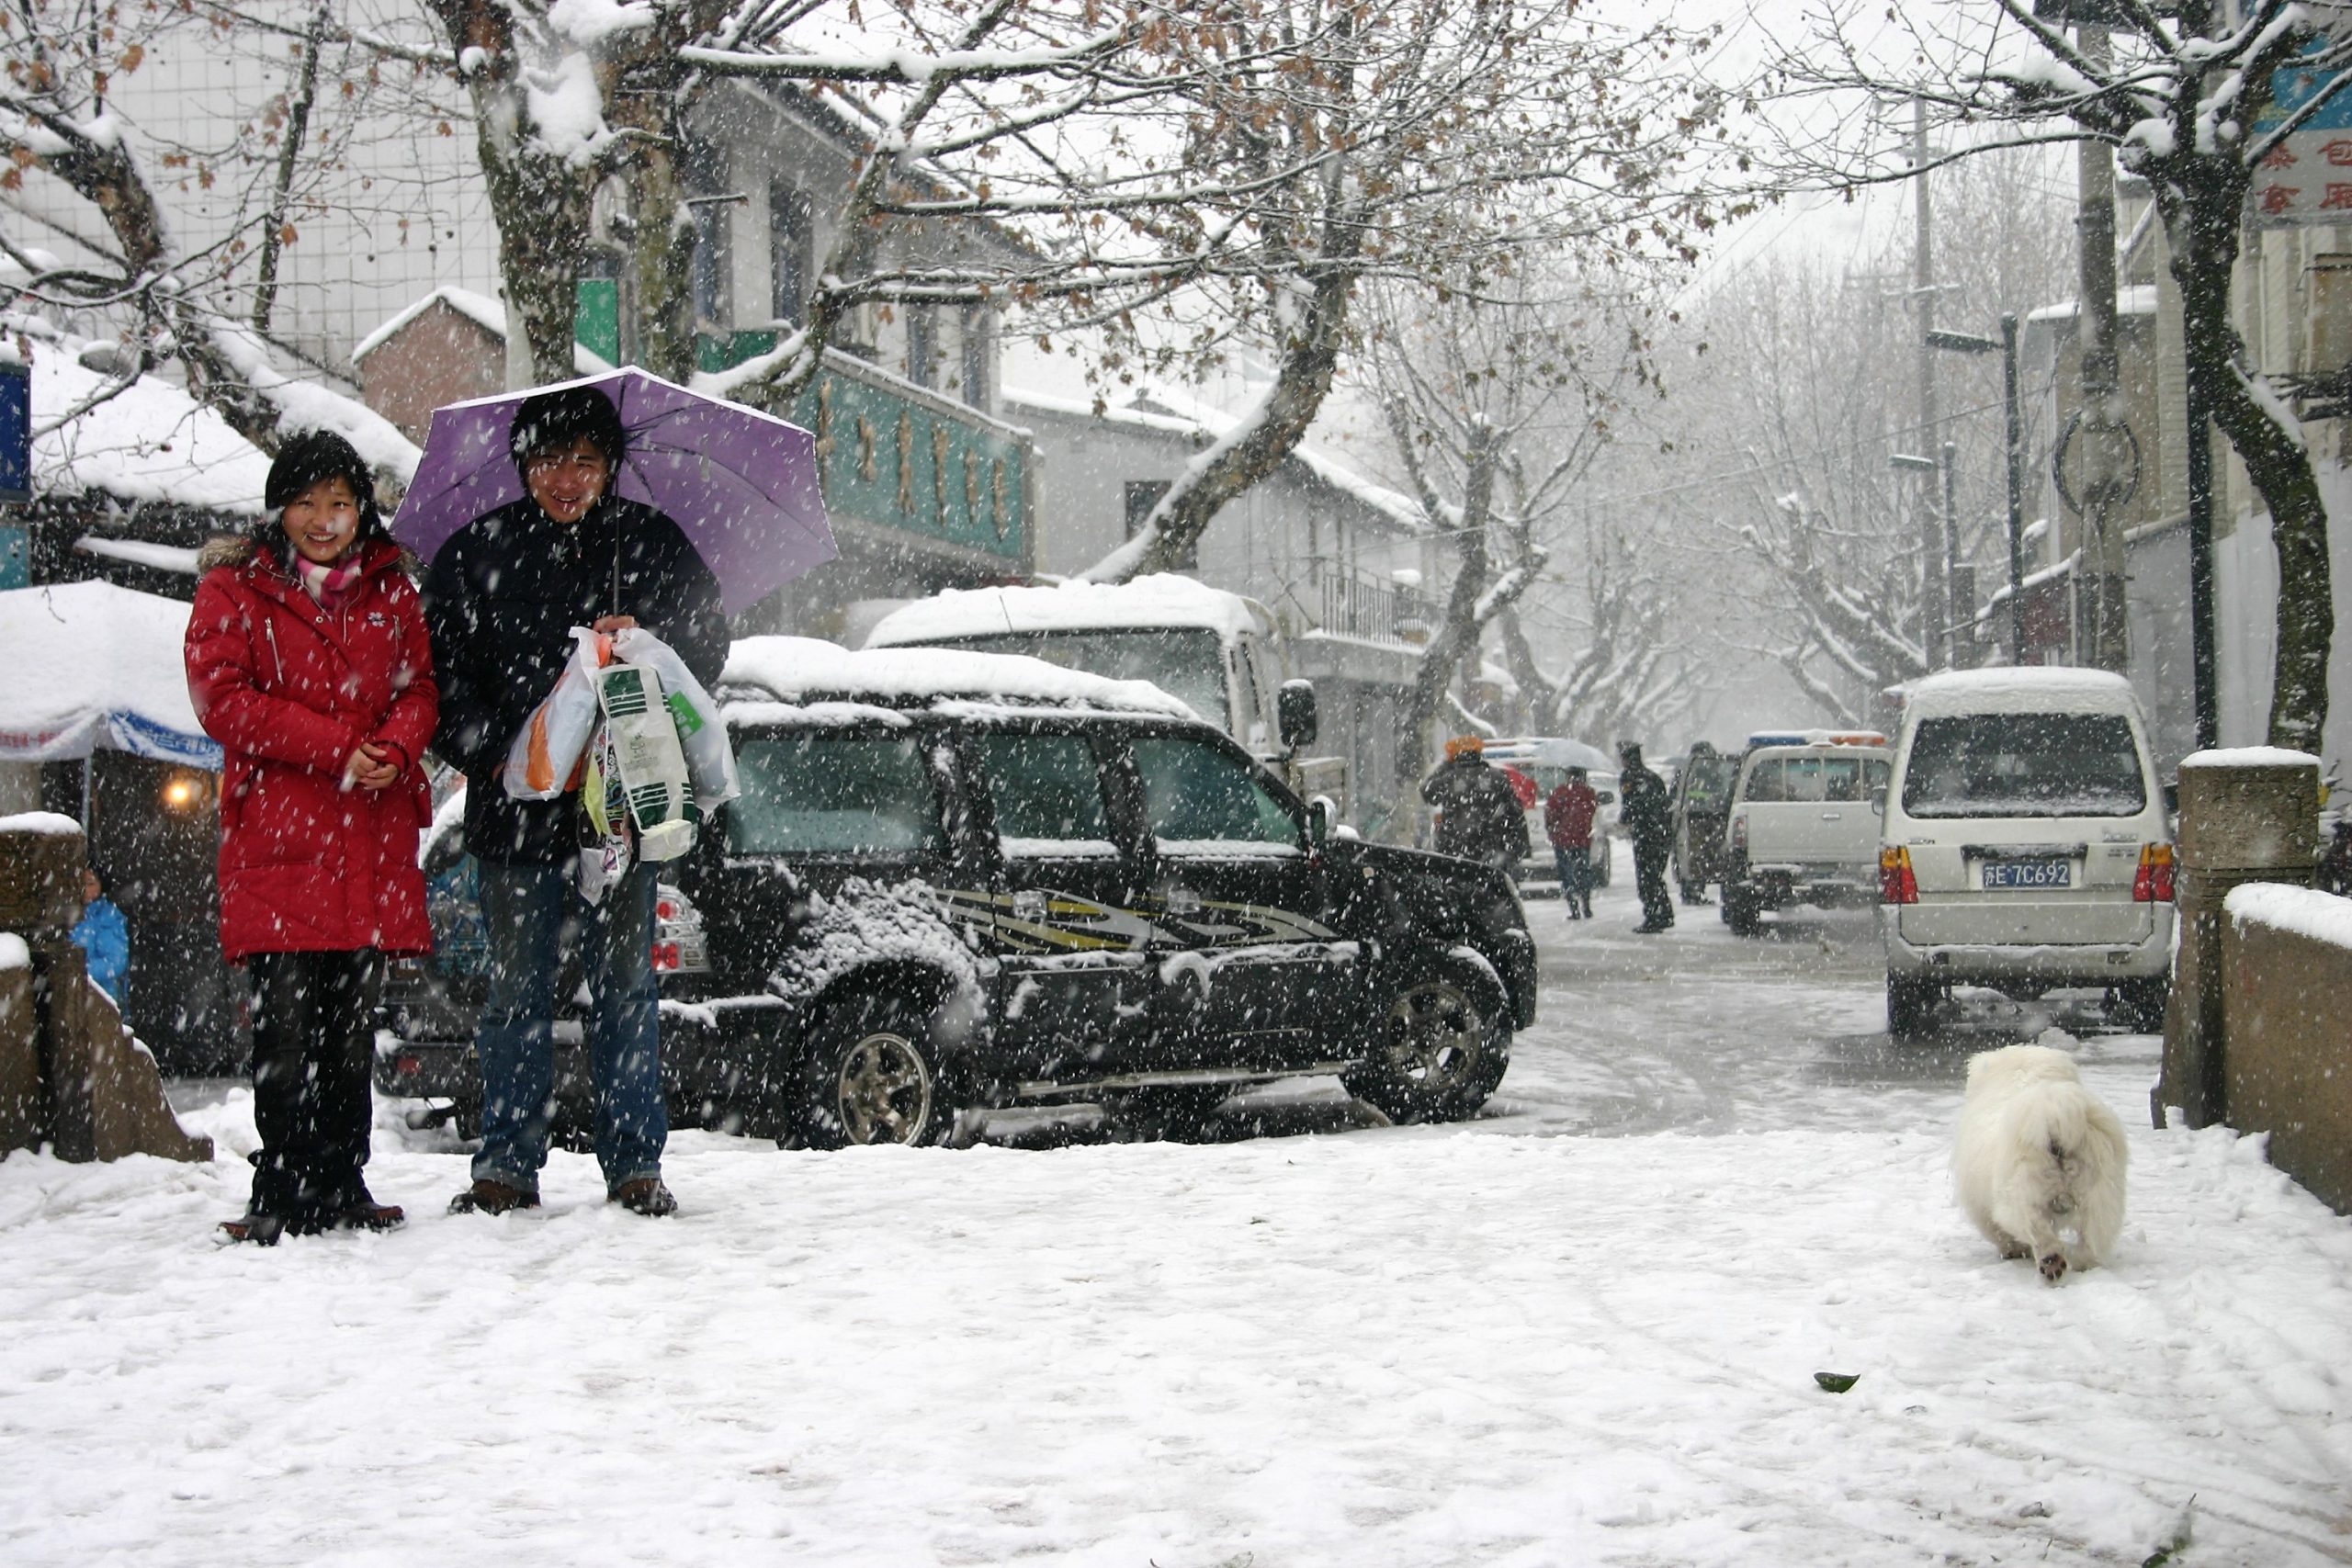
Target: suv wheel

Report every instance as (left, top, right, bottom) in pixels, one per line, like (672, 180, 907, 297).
(1886, 973, 1937, 1040)
(798, 991, 956, 1149)
(1343, 960, 1510, 1123)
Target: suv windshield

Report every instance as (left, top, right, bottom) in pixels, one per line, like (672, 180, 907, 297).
(1741, 752, 1889, 804)
(924, 629, 1227, 730)
(1900, 713, 2145, 818)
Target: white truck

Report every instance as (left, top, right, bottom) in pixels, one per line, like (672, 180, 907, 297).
(862, 574, 1355, 807)
(1718, 730, 1893, 936)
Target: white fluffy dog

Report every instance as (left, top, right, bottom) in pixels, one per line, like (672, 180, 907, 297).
(1954, 1044, 2128, 1283)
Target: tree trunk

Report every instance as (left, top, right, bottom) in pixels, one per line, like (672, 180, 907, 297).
(2163, 173, 2332, 752)
(1083, 268, 1355, 583)
(1398, 426, 1502, 795)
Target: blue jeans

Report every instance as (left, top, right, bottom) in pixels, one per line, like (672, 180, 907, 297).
(472, 859, 664, 1195)
(1553, 847, 1593, 915)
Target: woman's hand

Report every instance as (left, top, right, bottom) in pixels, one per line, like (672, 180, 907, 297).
(345, 742, 401, 791)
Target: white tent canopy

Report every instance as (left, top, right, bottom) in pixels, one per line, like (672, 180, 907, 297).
(0, 581, 218, 768)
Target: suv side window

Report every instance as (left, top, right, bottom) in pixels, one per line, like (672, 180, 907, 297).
(728, 732, 944, 854)
(1744, 758, 1785, 802)
(1132, 735, 1302, 851)
(975, 732, 1117, 855)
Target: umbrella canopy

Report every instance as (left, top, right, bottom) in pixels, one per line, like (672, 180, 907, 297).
(391, 367, 834, 618)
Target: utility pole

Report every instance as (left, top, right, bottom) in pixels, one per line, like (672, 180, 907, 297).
(1912, 97, 1948, 671)
(2072, 23, 2133, 673)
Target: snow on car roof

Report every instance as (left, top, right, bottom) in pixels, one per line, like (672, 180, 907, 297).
(720, 636, 1199, 720)
(1904, 666, 2142, 717)
(862, 573, 1270, 648)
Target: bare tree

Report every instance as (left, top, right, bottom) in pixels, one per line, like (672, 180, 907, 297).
(1363, 269, 1657, 788)
(0, 0, 429, 459)
(1770, 0, 2343, 750)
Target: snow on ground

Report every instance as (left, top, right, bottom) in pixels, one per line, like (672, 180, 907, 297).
(6, 1060, 2351, 1565)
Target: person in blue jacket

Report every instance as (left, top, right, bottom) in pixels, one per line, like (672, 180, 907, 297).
(73, 867, 130, 998)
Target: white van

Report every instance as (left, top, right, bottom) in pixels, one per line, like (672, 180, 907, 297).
(1877, 668, 2175, 1038)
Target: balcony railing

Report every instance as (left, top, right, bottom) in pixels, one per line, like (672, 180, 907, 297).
(1313, 569, 1435, 647)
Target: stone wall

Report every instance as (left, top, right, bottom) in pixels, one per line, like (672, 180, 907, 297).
(2222, 884, 2352, 1215)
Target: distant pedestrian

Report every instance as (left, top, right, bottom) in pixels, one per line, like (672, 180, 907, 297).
(72, 867, 129, 998)
(1421, 735, 1531, 874)
(1619, 740, 1674, 933)
(1544, 767, 1599, 919)
(186, 430, 438, 1244)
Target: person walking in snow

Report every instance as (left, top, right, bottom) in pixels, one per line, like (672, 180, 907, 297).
(1618, 739, 1674, 934)
(1421, 735, 1530, 874)
(186, 430, 438, 1244)
(1544, 766, 1599, 920)
(424, 386, 727, 1221)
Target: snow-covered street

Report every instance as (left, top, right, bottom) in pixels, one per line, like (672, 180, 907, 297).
(6, 875, 2351, 1566)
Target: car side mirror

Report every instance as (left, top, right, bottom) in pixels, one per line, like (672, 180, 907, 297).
(1869, 785, 1888, 818)
(2163, 781, 2180, 817)
(1278, 679, 1318, 750)
(1306, 794, 1335, 847)
(1596, 789, 1617, 806)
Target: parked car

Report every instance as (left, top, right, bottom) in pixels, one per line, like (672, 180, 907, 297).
(1482, 736, 1616, 894)
(1668, 741, 1737, 902)
(1719, 730, 1894, 935)
(1877, 668, 2175, 1039)
(380, 638, 1538, 1145)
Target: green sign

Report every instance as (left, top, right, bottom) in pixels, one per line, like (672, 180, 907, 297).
(696, 331, 1027, 563)
(574, 280, 621, 367)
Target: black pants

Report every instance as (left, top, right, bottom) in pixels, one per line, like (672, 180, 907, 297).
(247, 950, 383, 1223)
(1634, 840, 1675, 930)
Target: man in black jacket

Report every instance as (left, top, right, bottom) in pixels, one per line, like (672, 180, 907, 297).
(1420, 735, 1531, 873)
(424, 386, 728, 1220)
(1619, 739, 1675, 933)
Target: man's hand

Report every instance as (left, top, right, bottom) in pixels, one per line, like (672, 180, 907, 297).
(345, 742, 401, 792)
(593, 615, 638, 634)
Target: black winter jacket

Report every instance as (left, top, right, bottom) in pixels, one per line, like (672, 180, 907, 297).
(423, 493, 729, 864)
(1420, 755, 1531, 868)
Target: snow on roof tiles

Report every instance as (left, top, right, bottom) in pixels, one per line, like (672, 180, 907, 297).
(31, 345, 269, 513)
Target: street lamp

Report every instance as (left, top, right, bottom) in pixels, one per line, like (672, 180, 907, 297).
(1889, 451, 1941, 665)
(1927, 317, 2026, 666)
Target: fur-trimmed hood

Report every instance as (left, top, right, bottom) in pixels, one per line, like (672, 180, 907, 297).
(197, 529, 420, 579)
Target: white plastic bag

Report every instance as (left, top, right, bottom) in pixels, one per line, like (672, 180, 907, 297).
(503, 627, 607, 800)
(610, 626, 740, 811)
(594, 659, 697, 862)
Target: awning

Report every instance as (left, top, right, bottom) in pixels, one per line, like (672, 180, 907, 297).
(0, 581, 220, 769)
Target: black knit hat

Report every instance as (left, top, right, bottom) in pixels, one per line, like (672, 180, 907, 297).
(509, 385, 627, 472)
(264, 429, 383, 538)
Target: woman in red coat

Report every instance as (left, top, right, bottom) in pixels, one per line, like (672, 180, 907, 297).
(185, 431, 438, 1243)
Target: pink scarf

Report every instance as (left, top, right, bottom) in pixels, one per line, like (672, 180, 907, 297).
(295, 554, 364, 611)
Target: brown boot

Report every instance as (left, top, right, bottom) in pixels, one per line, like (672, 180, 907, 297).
(609, 1178, 677, 1217)
(447, 1179, 540, 1216)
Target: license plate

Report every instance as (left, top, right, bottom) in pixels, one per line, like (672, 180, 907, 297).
(1983, 858, 2071, 890)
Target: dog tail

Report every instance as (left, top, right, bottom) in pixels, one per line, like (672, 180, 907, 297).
(2014, 1081, 2130, 1262)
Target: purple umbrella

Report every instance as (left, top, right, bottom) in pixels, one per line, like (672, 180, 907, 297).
(390, 367, 835, 617)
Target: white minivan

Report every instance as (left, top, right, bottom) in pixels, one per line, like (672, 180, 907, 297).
(1877, 668, 2175, 1038)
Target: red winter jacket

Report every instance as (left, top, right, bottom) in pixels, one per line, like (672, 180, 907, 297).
(1544, 781, 1598, 851)
(185, 535, 439, 961)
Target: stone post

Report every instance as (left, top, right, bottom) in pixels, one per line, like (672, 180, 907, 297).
(0, 813, 213, 1163)
(2155, 750, 2322, 1129)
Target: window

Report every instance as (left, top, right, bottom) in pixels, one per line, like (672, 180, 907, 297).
(959, 306, 989, 410)
(684, 143, 731, 329)
(1133, 737, 1300, 852)
(769, 183, 811, 326)
(726, 734, 944, 854)
(1743, 758, 1786, 803)
(976, 733, 1115, 855)
(927, 629, 1229, 732)
(1901, 714, 2145, 819)
(906, 304, 938, 389)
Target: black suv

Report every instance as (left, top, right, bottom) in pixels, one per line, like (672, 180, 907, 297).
(380, 637, 1537, 1146)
